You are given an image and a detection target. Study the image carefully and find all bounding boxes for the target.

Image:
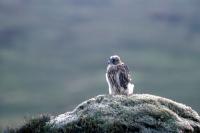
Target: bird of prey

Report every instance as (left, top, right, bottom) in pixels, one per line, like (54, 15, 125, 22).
(106, 55, 134, 95)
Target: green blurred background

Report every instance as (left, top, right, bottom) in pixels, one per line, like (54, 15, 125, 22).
(0, 0, 200, 129)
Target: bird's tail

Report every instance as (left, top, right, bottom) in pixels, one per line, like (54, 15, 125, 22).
(128, 83, 134, 95)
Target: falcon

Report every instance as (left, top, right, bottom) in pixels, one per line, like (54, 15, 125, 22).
(106, 55, 134, 95)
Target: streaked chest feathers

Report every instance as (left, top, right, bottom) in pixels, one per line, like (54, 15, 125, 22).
(107, 64, 130, 93)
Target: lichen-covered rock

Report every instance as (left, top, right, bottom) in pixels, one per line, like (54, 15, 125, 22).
(7, 94, 200, 133)
(48, 94, 200, 133)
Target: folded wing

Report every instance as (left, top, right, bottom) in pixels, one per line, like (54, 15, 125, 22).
(118, 64, 131, 89)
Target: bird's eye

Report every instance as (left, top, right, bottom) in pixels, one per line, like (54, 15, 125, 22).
(112, 59, 116, 63)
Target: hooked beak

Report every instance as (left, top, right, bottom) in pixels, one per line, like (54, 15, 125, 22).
(107, 59, 111, 65)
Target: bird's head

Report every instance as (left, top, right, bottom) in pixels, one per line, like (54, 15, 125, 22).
(108, 55, 121, 65)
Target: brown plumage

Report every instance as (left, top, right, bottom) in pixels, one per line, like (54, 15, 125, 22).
(106, 55, 134, 95)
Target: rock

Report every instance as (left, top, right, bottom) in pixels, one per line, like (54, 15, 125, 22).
(49, 94, 200, 133)
(7, 94, 200, 133)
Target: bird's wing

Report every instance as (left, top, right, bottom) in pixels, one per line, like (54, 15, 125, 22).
(118, 64, 131, 89)
(124, 64, 132, 81)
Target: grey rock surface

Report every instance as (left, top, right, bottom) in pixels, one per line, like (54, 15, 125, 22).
(7, 94, 200, 133)
(49, 94, 200, 133)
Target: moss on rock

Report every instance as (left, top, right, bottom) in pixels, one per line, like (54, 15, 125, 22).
(6, 94, 200, 133)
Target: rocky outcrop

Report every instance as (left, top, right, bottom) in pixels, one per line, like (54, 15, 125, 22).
(6, 94, 200, 133)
